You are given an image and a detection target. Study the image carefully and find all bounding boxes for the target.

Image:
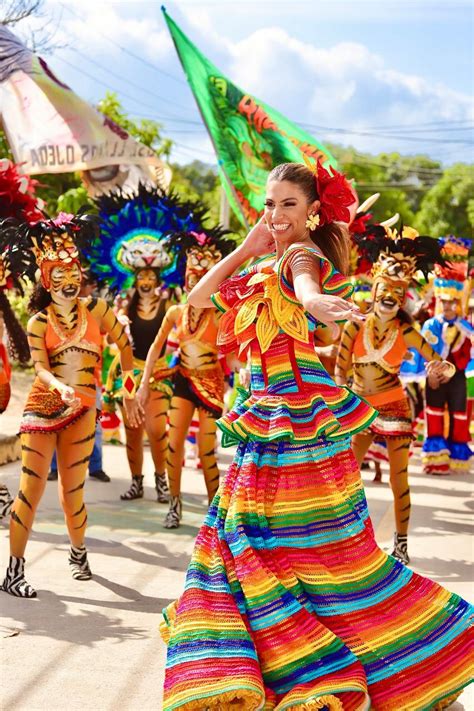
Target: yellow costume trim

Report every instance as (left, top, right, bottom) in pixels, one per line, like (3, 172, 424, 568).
(235, 271, 309, 354)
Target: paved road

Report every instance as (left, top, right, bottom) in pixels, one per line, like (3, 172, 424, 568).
(0, 374, 472, 710)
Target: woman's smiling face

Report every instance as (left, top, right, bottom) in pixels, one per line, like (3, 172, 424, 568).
(264, 180, 319, 246)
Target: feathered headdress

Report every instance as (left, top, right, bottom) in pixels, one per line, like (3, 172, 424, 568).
(165, 227, 236, 291)
(0, 227, 33, 294)
(0, 229, 32, 365)
(1, 213, 100, 289)
(348, 193, 396, 306)
(434, 236, 471, 302)
(354, 224, 444, 285)
(85, 184, 215, 292)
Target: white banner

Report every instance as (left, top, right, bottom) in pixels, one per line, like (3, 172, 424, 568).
(0, 27, 170, 190)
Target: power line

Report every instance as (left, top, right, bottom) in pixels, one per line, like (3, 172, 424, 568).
(171, 141, 216, 159)
(299, 121, 474, 135)
(47, 44, 472, 172)
(133, 113, 203, 126)
(58, 1, 474, 152)
(334, 119, 474, 132)
(55, 55, 164, 113)
(299, 123, 474, 145)
(371, 126, 474, 135)
(60, 2, 187, 86)
(337, 151, 444, 174)
(68, 46, 193, 113)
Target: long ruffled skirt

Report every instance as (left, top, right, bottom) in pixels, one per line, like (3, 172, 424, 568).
(161, 437, 473, 710)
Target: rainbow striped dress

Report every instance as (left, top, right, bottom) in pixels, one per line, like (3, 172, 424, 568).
(161, 246, 473, 711)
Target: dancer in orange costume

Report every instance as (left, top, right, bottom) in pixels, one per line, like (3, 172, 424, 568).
(0, 214, 141, 598)
(335, 224, 455, 563)
(138, 229, 236, 528)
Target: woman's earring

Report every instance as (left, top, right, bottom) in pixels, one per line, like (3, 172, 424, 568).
(305, 212, 320, 230)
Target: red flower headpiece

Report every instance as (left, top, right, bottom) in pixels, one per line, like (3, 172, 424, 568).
(303, 155, 356, 226)
(0, 159, 45, 224)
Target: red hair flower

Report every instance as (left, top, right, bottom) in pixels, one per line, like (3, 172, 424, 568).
(302, 155, 356, 226)
(316, 161, 356, 225)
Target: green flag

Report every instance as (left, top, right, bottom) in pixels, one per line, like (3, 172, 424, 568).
(163, 8, 338, 227)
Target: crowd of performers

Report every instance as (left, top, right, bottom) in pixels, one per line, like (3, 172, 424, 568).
(0, 158, 472, 709)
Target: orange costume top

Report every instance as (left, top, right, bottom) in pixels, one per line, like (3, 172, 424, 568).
(21, 301, 102, 433)
(352, 321, 408, 407)
(174, 305, 220, 352)
(173, 304, 224, 416)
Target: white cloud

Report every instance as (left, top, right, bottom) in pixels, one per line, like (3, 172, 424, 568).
(222, 27, 473, 156)
(26, 0, 174, 63)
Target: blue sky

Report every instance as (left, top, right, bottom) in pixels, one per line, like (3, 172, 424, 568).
(14, 0, 474, 166)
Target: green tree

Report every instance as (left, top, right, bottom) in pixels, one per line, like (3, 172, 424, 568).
(336, 147, 416, 225)
(56, 185, 91, 214)
(169, 160, 241, 234)
(414, 163, 474, 237)
(97, 92, 172, 157)
(0, 127, 14, 160)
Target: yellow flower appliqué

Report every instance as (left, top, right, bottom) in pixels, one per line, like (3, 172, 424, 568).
(234, 271, 309, 353)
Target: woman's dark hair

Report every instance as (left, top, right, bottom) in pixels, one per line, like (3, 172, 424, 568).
(28, 283, 52, 313)
(267, 162, 350, 274)
(0, 292, 31, 364)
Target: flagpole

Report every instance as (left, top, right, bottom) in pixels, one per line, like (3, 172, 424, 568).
(162, 6, 250, 231)
(219, 183, 230, 229)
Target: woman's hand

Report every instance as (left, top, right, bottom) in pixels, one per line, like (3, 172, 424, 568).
(426, 360, 455, 386)
(239, 367, 251, 389)
(123, 397, 144, 428)
(239, 217, 275, 259)
(136, 383, 150, 410)
(304, 294, 365, 338)
(59, 384, 81, 409)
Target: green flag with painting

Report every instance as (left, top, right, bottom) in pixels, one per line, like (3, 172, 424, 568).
(163, 8, 338, 227)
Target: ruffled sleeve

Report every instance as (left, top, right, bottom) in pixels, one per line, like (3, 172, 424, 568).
(210, 265, 257, 314)
(277, 245, 353, 305)
(211, 271, 250, 313)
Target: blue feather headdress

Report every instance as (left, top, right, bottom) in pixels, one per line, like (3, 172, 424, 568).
(84, 184, 211, 292)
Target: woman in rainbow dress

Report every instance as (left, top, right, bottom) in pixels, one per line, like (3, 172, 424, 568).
(160, 161, 472, 711)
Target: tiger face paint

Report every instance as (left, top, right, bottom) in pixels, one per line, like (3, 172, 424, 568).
(49, 263, 82, 303)
(135, 268, 159, 297)
(185, 246, 222, 293)
(372, 276, 407, 320)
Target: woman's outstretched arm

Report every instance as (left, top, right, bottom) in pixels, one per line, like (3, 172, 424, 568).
(290, 250, 364, 337)
(188, 219, 275, 308)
